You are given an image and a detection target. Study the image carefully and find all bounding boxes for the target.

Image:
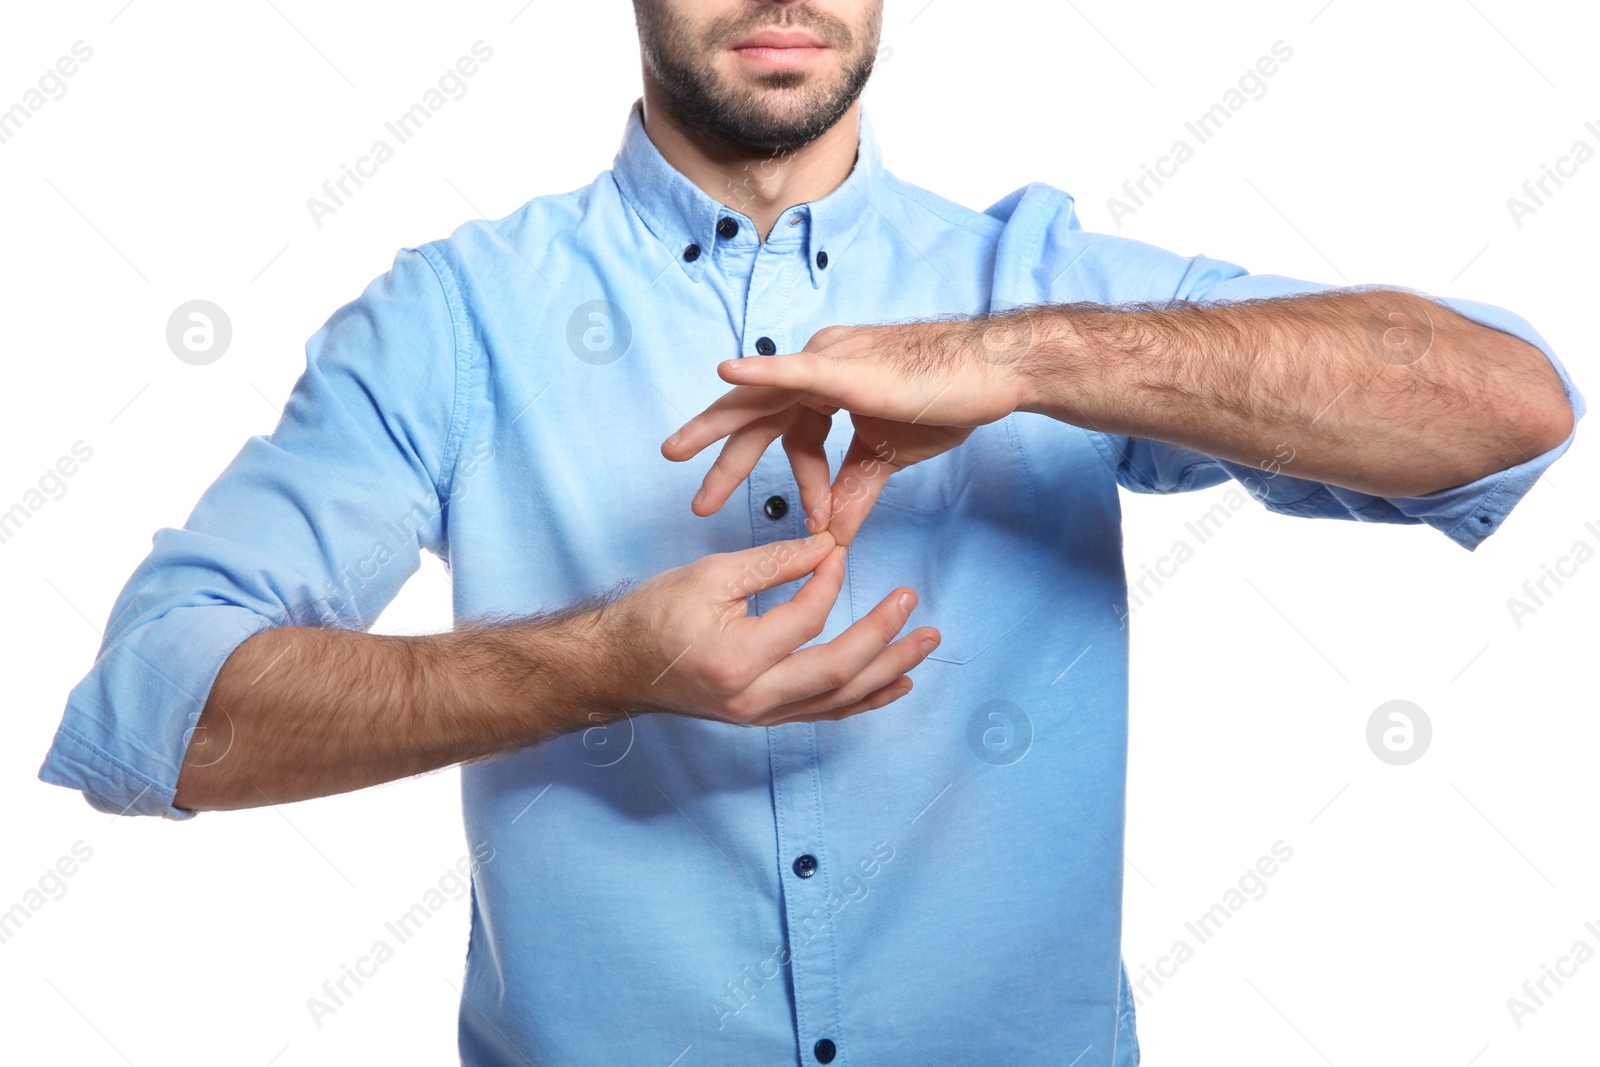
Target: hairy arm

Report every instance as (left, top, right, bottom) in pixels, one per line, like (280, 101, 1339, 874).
(1016, 289, 1574, 498)
(173, 532, 938, 812)
(172, 604, 618, 812)
(665, 289, 1575, 541)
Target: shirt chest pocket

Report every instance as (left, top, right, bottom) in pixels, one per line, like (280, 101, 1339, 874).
(845, 417, 1043, 664)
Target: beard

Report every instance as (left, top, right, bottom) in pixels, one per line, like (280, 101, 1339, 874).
(634, 2, 881, 154)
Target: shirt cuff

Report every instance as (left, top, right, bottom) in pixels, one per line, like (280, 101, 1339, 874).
(1346, 419, 1577, 550)
(37, 603, 273, 820)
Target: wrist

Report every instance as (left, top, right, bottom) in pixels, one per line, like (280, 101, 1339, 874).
(1012, 306, 1086, 421)
(580, 593, 649, 720)
(468, 597, 639, 744)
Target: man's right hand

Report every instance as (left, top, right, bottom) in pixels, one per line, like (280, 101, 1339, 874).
(603, 530, 939, 727)
(176, 530, 932, 812)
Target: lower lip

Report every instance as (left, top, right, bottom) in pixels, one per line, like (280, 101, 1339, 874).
(732, 45, 827, 68)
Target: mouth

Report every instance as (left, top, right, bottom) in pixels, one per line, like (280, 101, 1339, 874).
(728, 27, 829, 69)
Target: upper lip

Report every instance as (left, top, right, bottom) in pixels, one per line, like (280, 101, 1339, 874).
(730, 28, 826, 50)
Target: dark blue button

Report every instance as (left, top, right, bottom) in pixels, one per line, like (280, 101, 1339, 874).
(717, 217, 740, 239)
(814, 1038, 836, 1063)
(763, 495, 788, 520)
(683, 243, 701, 262)
(793, 853, 817, 878)
(816, 250, 829, 269)
(755, 336, 777, 356)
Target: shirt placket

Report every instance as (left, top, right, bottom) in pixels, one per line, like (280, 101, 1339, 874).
(741, 228, 805, 614)
(737, 223, 846, 1067)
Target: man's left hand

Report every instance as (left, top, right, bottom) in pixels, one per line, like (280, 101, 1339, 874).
(660, 317, 1038, 543)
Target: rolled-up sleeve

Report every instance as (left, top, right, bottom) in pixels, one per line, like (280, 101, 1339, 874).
(1069, 237, 1584, 551)
(38, 245, 467, 818)
(1008, 186, 1585, 551)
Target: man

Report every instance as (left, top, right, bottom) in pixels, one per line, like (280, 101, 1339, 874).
(38, 1, 1582, 1063)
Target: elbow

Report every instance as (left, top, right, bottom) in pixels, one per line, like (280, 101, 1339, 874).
(1503, 335, 1575, 462)
(1525, 382, 1576, 459)
(1458, 324, 1575, 476)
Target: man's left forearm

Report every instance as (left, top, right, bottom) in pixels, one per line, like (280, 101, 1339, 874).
(1013, 288, 1573, 497)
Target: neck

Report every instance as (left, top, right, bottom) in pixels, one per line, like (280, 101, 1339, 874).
(638, 85, 861, 242)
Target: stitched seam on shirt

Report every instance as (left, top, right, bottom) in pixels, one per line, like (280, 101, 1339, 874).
(882, 174, 1008, 233)
(765, 731, 800, 1046)
(1084, 430, 1123, 482)
(805, 725, 846, 1063)
(415, 243, 472, 512)
(55, 723, 172, 803)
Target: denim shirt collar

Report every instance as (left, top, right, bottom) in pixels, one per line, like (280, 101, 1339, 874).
(609, 98, 883, 288)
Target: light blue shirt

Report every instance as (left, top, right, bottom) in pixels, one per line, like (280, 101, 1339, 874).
(40, 100, 1583, 1065)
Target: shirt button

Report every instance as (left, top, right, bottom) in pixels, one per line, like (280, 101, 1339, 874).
(755, 336, 777, 356)
(763, 495, 789, 521)
(816, 250, 829, 269)
(717, 217, 740, 239)
(683, 243, 701, 262)
(792, 853, 817, 878)
(814, 1038, 837, 1063)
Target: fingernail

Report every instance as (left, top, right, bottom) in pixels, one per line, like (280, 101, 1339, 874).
(917, 635, 940, 655)
(692, 489, 705, 509)
(898, 591, 916, 612)
(666, 431, 680, 447)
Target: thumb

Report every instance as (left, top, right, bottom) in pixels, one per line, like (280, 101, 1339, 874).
(717, 530, 837, 600)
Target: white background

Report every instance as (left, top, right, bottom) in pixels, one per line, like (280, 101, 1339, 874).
(1, 1, 1595, 1064)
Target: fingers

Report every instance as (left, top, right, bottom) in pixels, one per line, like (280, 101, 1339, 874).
(754, 619, 938, 725)
(825, 432, 897, 546)
(688, 403, 836, 521)
(717, 351, 835, 396)
(745, 544, 848, 655)
(693, 414, 788, 516)
(780, 406, 834, 532)
(753, 675, 914, 726)
(712, 530, 836, 605)
(742, 585, 940, 713)
(662, 385, 800, 461)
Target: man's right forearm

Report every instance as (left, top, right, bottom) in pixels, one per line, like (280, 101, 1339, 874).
(172, 531, 939, 813)
(172, 599, 630, 812)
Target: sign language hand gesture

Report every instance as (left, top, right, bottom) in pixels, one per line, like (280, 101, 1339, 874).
(661, 315, 1038, 543)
